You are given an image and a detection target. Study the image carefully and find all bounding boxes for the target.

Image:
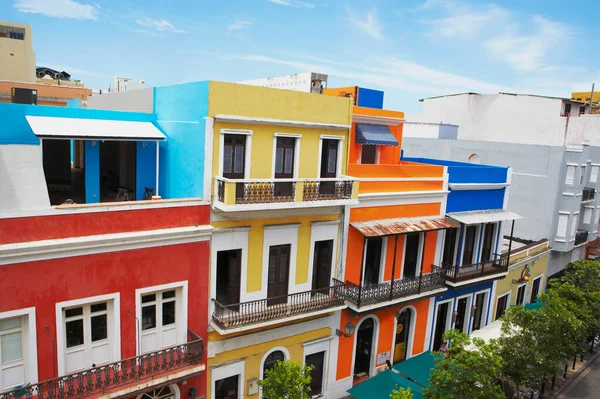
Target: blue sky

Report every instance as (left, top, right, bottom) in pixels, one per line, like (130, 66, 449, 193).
(2, 0, 599, 112)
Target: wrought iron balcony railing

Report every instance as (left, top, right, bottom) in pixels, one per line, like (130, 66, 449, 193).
(575, 229, 589, 246)
(335, 266, 446, 309)
(441, 257, 509, 284)
(0, 330, 204, 399)
(582, 187, 595, 202)
(214, 177, 357, 209)
(211, 282, 346, 331)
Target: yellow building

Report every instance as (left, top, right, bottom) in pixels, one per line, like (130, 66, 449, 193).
(490, 240, 551, 320)
(205, 82, 359, 399)
(572, 91, 600, 104)
(0, 20, 35, 83)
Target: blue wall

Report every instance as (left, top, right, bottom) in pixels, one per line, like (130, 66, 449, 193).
(136, 142, 157, 200)
(154, 81, 209, 200)
(357, 87, 384, 109)
(447, 189, 506, 212)
(85, 141, 100, 203)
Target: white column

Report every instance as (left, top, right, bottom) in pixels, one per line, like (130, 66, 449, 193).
(155, 140, 160, 197)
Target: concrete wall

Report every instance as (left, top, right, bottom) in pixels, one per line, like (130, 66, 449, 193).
(87, 88, 154, 113)
(566, 115, 600, 146)
(0, 21, 35, 83)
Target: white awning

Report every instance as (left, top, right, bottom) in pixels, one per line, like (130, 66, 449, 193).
(25, 116, 166, 140)
(446, 209, 523, 225)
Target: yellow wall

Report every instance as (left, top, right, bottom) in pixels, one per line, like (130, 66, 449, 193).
(0, 21, 36, 83)
(207, 327, 331, 399)
(212, 121, 349, 181)
(572, 91, 600, 103)
(212, 214, 341, 295)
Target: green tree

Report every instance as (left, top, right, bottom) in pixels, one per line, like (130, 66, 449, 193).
(390, 387, 414, 399)
(424, 329, 504, 399)
(258, 360, 313, 399)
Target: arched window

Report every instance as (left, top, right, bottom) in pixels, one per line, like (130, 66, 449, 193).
(263, 350, 285, 376)
(138, 385, 177, 399)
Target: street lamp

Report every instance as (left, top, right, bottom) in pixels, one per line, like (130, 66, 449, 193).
(336, 321, 356, 338)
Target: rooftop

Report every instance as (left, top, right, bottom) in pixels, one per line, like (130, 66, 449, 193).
(419, 92, 588, 104)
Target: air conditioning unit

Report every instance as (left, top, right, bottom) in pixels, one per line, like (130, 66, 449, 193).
(11, 87, 37, 105)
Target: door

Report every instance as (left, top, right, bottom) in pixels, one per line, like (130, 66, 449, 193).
(319, 139, 339, 195)
(64, 302, 110, 373)
(267, 244, 291, 306)
(215, 375, 239, 399)
(216, 250, 242, 311)
(516, 285, 526, 305)
(223, 134, 246, 200)
(432, 302, 449, 352)
(363, 238, 382, 286)
(454, 297, 468, 333)
(305, 351, 326, 396)
(462, 226, 477, 265)
(312, 240, 333, 295)
(530, 277, 541, 303)
(472, 292, 486, 331)
(274, 137, 295, 199)
(140, 290, 178, 353)
(495, 294, 508, 320)
(393, 309, 412, 364)
(442, 228, 458, 266)
(0, 317, 25, 391)
(480, 223, 495, 262)
(404, 233, 420, 278)
(353, 318, 374, 378)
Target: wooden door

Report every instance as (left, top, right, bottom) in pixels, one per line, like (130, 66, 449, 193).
(363, 238, 382, 286)
(274, 137, 295, 198)
(442, 228, 458, 266)
(312, 240, 333, 295)
(404, 233, 420, 278)
(472, 292, 486, 331)
(481, 223, 495, 262)
(454, 297, 468, 333)
(223, 134, 246, 200)
(319, 139, 338, 195)
(433, 302, 449, 352)
(462, 226, 477, 265)
(353, 318, 374, 378)
(267, 244, 291, 306)
(216, 250, 242, 310)
(393, 309, 412, 364)
(306, 351, 326, 396)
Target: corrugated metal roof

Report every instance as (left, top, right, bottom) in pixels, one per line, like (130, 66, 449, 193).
(351, 216, 455, 237)
(447, 209, 523, 225)
(25, 116, 166, 140)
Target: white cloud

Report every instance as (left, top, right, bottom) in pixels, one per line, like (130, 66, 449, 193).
(228, 20, 252, 30)
(346, 5, 384, 40)
(426, 5, 507, 38)
(136, 17, 185, 33)
(14, 0, 98, 20)
(267, 0, 316, 8)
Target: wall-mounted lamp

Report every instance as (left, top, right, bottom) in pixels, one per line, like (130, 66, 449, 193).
(512, 265, 531, 284)
(336, 321, 356, 338)
(187, 386, 197, 399)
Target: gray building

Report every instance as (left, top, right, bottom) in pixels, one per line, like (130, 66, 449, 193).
(403, 92, 600, 277)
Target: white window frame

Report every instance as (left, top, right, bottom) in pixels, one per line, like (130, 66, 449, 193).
(590, 165, 599, 184)
(400, 232, 425, 279)
(211, 360, 245, 399)
(317, 135, 344, 178)
(135, 282, 188, 356)
(584, 206, 593, 224)
(452, 294, 472, 334)
(56, 293, 120, 376)
(219, 129, 253, 179)
(303, 337, 331, 398)
(271, 133, 301, 179)
(357, 144, 381, 165)
(361, 236, 388, 284)
(556, 212, 569, 238)
(530, 274, 544, 303)
(469, 289, 491, 332)
(259, 347, 291, 399)
(580, 165, 587, 185)
(431, 299, 453, 351)
(0, 308, 37, 390)
(565, 164, 577, 185)
(307, 221, 339, 292)
(263, 224, 300, 298)
(460, 224, 480, 265)
(495, 291, 511, 320)
(515, 283, 527, 306)
(570, 212, 580, 241)
(441, 226, 461, 266)
(350, 315, 380, 378)
(391, 305, 417, 362)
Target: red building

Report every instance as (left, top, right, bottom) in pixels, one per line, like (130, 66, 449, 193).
(0, 200, 212, 399)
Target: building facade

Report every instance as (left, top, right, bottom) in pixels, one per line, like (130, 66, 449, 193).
(0, 20, 35, 84)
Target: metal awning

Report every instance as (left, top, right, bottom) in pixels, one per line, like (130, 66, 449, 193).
(25, 116, 166, 140)
(446, 209, 523, 225)
(351, 216, 455, 237)
(347, 370, 423, 399)
(355, 123, 398, 146)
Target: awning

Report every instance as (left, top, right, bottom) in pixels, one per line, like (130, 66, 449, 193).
(392, 351, 439, 388)
(25, 116, 166, 140)
(347, 370, 423, 399)
(351, 216, 455, 237)
(355, 123, 398, 146)
(446, 209, 523, 225)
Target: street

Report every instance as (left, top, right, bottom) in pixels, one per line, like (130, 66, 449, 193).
(559, 355, 600, 399)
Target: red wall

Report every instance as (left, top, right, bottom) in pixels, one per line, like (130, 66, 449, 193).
(0, 241, 210, 395)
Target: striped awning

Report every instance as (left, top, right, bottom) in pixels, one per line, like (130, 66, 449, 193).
(355, 123, 398, 146)
(351, 216, 455, 237)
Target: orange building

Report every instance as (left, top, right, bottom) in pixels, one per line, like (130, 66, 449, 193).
(0, 81, 92, 106)
(329, 103, 451, 394)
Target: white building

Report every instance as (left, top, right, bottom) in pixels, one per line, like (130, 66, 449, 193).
(237, 72, 327, 94)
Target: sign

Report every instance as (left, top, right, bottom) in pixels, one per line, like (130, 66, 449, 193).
(377, 351, 390, 364)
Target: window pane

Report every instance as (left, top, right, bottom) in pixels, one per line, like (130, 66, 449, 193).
(275, 148, 283, 174)
(223, 146, 233, 174)
(284, 148, 293, 174)
(65, 307, 83, 318)
(1, 332, 22, 363)
(162, 301, 176, 326)
(142, 305, 156, 330)
(327, 148, 336, 173)
(91, 314, 108, 342)
(234, 146, 244, 174)
(66, 319, 84, 348)
(91, 302, 107, 313)
(142, 294, 156, 304)
(162, 290, 176, 299)
(0, 318, 20, 331)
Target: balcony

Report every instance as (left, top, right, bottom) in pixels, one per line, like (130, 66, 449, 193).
(335, 267, 447, 311)
(442, 257, 509, 286)
(211, 282, 346, 333)
(582, 187, 595, 203)
(575, 229, 589, 246)
(213, 177, 358, 211)
(0, 330, 204, 399)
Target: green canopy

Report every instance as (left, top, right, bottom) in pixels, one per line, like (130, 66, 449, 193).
(524, 300, 544, 311)
(392, 350, 440, 388)
(347, 370, 423, 399)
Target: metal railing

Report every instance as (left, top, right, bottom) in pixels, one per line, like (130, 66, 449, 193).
(211, 282, 346, 329)
(302, 180, 354, 201)
(441, 257, 509, 283)
(575, 229, 589, 246)
(336, 266, 446, 308)
(582, 187, 595, 202)
(235, 180, 296, 204)
(0, 330, 204, 399)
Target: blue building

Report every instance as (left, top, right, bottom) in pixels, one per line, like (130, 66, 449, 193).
(403, 157, 521, 352)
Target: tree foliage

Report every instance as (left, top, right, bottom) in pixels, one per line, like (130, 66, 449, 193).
(258, 360, 313, 399)
(390, 387, 414, 399)
(424, 329, 504, 399)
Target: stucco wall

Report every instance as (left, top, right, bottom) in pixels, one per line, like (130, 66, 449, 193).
(86, 88, 154, 113)
(0, 21, 35, 83)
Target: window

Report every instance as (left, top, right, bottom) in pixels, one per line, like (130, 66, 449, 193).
(1, 317, 25, 391)
(442, 228, 458, 265)
(557, 213, 569, 237)
(9, 32, 24, 40)
(363, 238, 383, 286)
(472, 292, 487, 331)
(570, 213, 579, 238)
(495, 293, 509, 320)
(263, 350, 285, 376)
(360, 145, 377, 164)
(139, 287, 183, 354)
(223, 134, 246, 179)
(138, 385, 177, 399)
(404, 233, 421, 278)
(565, 165, 576, 185)
(462, 226, 477, 265)
(530, 276, 543, 303)
(564, 103, 572, 115)
(515, 284, 526, 306)
(62, 301, 111, 373)
(584, 207, 593, 224)
(454, 296, 470, 333)
(580, 166, 586, 185)
(590, 166, 599, 183)
(215, 375, 239, 399)
(580, 106, 586, 115)
(274, 137, 295, 178)
(480, 223, 495, 262)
